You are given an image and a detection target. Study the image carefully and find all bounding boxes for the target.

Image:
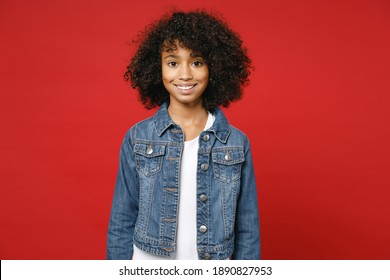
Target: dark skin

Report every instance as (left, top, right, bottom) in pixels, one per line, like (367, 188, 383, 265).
(162, 43, 209, 141)
(126, 11, 252, 112)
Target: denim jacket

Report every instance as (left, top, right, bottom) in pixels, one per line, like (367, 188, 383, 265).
(107, 103, 260, 260)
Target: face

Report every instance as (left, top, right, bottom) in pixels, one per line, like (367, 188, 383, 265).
(161, 43, 209, 108)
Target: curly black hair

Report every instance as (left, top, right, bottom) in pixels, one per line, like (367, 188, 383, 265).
(125, 10, 252, 111)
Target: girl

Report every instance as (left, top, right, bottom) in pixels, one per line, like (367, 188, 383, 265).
(107, 10, 260, 260)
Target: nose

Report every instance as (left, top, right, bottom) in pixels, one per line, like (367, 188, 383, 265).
(178, 64, 193, 80)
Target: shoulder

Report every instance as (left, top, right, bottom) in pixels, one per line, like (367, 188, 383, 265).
(229, 124, 249, 140)
(226, 124, 251, 151)
(217, 109, 249, 140)
(121, 115, 155, 148)
(212, 107, 251, 146)
(130, 115, 155, 132)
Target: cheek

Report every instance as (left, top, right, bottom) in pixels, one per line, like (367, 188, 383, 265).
(197, 68, 209, 83)
(203, 71, 209, 84)
(162, 67, 175, 82)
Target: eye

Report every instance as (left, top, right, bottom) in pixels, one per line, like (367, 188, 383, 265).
(192, 61, 204, 67)
(167, 61, 178, 67)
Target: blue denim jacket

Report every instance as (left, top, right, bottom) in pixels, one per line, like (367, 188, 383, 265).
(107, 103, 260, 260)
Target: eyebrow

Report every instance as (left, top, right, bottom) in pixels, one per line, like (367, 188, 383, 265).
(163, 54, 179, 60)
(163, 53, 204, 60)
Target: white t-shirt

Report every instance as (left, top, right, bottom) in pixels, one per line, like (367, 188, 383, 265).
(133, 112, 215, 260)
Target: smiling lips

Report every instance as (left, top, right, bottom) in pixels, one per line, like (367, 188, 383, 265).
(175, 84, 197, 93)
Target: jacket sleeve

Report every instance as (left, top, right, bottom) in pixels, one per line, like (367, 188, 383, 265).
(232, 137, 261, 260)
(107, 128, 139, 259)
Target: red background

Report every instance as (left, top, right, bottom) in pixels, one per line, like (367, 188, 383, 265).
(1, 0, 389, 259)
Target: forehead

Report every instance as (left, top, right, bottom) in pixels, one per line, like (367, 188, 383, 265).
(161, 40, 203, 56)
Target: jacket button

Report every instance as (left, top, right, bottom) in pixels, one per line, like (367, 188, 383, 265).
(201, 163, 209, 171)
(224, 152, 232, 161)
(199, 225, 208, 233)
(203, 253, 211, 260)
(200, 194, 208, 202)
(146, 146, 153, 155)
(202, 134, 210, 142)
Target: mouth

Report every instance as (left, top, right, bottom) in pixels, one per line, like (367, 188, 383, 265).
(175, 84, 197, 92)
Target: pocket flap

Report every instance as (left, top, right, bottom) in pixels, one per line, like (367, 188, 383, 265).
(134, 143, 166, 158)
(212, 148, 245, 165)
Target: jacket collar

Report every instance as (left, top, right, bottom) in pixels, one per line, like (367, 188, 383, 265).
(153, 103, 231, 143)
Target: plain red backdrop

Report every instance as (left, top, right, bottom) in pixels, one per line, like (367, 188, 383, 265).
(1, 0, 389, 259)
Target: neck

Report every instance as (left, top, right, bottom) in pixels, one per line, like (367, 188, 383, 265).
(167, 101, 208, 127)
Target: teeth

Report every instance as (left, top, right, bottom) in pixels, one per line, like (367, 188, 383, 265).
(177, 85, 195, 90)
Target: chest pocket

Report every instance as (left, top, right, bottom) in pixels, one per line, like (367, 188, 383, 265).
(134, 143, 166, 176)
(212, 147, 245, 183)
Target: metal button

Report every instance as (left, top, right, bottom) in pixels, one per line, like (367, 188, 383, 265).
(224, 152, 232, 161)
(146, 146, 153, 155)
(200, 194, 208, 202)
(203, 253, 211, 260)
(201, 163, 209, 171)
(202, 134, 210, 142)
(199, 225, 208, 233)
